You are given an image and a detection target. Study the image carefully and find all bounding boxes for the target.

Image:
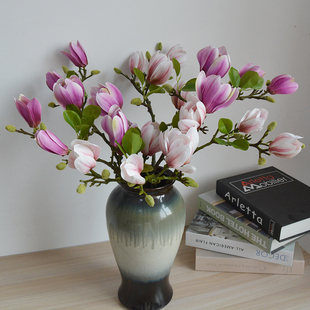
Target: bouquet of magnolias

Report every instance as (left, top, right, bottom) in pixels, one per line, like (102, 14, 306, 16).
(6, 41, 304, 206)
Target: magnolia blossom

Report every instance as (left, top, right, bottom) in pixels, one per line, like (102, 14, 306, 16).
(61, 41, 88, 67)
(35, 129, 69, 156)
(178, 95, 206, 133)
(238, 108, 269, 134)
(15, 94, 41, 128)
(46, 71, 62, 91)
(68, 139, 100, 174)
(166, 44, 187, 67)
(239, 63, 265, 78)
(267, 74, 299, 95)
(197, 45, 231, 78)
(141, 121, 161, 156)
(120, 154, 145, 184)
(171, 80, 189, 110)
(146, 51, 173, 85)
(196, 71, 238, 114)
(101, 105, 129, 147)
(53, 76, 85, 109)
(129, 51, 148, 74)
(269, 133, 303, 159)
(94, 83, 123, 116)
(159, 127, 199, 173)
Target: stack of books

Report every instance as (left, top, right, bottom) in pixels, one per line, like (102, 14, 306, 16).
(186, 166, 310, 274)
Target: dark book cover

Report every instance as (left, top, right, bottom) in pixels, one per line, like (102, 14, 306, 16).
(216, 166, 310, 241)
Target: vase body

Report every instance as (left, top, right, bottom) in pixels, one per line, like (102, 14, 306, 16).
(106, 181, 185, 310)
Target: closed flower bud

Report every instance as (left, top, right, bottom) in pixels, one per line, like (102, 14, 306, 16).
(56, 162, 67, 170)
(162, 84, 174, 93)
(114, 68, 122, 74)
(267, 121, 277, 132)
(40, 123, 47, 130)
(145, 195, 155, 207)
(131, 98, 143, 106)
(157, 42, 163, 51)
(183, 177, 199, 188)
(145, 51, 151, 61)
(234, 133, 244, 139)
(48, 102, 57, 108)
(5, 125, 16, 132)
(62, 66, 69, 74)
(91, 70, 100, 75)
(76, 184, 86, 194)
(101, 169, 110, 180)
(258, 158, 266, 166)
(266, 96, 276, 103)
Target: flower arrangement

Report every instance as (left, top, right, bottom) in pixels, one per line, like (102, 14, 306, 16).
(6, 41, 304, 206)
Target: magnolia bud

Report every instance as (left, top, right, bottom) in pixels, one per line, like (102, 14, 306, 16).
(266, 80, 271, 86)
(183, 177, 199, 188)
(131, 98, 143, 106)
(157, 42, 163, 51)
(266, 96, 276, 103)
(40, 123, 47, 130)
(145, 195, 155, 207)
(258, 158, 266, 166)
(91, 70, 100, 75)
(56, 162, 67, 170)
(76, 184, 86, 194)
(5, 125, 16, 132)
(145, 51, 151, 61)
(62, 66, 69, 74)
(267, 121, 277, 132)
(301, 143, 306, 149)
(48, 102, 57, 108)
(114, 68, 122, 74)
(101, 169, 110, 180)
(234, 133, 244, 139)
(162, 84, 173, 93)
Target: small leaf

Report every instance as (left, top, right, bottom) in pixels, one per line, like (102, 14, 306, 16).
(218, 118, 233, 134)
(122, 129, 144, 155)
(75, 124, 91, 140)
(142, 164, 154, 173)
(66, 104, 82, 117)
(232, 139, 249, 151)
(133, 67, 145, 85)
(228, 67, 240, 88)
(159, 122, 168, 132)
(82, 105, 101, 120)
(63, 110, 81, 131)
(66, 70, 79, 78)
(214, 138, 230, 146)
(172, 111, 180, 128)
(172, 58, 181, 77)
(146, 85, 165, 97)
(240, 71, 259, 89)
(252, 76, 264, 90)
(182, 78, 196, 92)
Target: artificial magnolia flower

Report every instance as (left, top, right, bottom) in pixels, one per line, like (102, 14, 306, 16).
(238, 108, 269, 134)
(269, 133, 303, 159)
(120, 154, 145, 185)
(239, 63, 265, 78)
(53, 76, 85, 109)
(146, 51, 173, 85)
(46, 71, 62, 91)
(61, 41, 88, 68)
(196, 72, 238, 114)
(197, 45, 231, 78)
(68, 139, 100, 174)
(35, 129, 69, 156)
(129, 51, 148, 74)
(166, 44, 187, 68)
(141, 121, 161, 156)
(267, 74, 299, 95)
(14, 95, 41, 128)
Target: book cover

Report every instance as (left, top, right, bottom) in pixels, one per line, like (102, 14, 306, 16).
(186, 210, 295, 266)
(198, 189, 305, 253)
(195, 243, 305, 274)
(216, 166, 310, 241)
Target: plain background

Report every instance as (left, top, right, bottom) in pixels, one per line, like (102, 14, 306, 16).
(1, 0, 310, 256)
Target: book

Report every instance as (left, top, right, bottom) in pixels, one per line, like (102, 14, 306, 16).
(195, 243, 305, 274)
(185, 210, 295, 266)
(198, 189, 305, 253)
(216, 166, 310, 241)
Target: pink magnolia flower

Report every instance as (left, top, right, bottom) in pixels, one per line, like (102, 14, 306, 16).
(101, 106, 129, 147)
(68, 139, 100, 174)
(171, 80, 189, 110)
(46, 71, 62, 91)
(35, 129, 69, 156)
(267, 74, 299, 95)
(159, 127, 199, 173)
(53, 76, 85, 109)
(146, 51, 173, 85)
(196, 71, 238, 114)
(178, 94, 206, 133)
(120, 154, 145, 185)
(239, 63, 265, 78)
(269, 133, 303, 159)
(166, 44, 187, 67)
(238, 108, 269, 134)
(15, 95, 41, 128)
(93, 83, 123, 116)
(61, 41, 88, 68)
(141, 121, 161, 156)
(129, 51, 148, 74)
(197, 45, 231, 78)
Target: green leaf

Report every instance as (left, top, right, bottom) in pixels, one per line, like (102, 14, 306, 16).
(66, 104, 82, 117)
(133, 67, 145, 85)
(229, 67, 240, 88)
(239, 71, 259, 90)
(172, 58, 181, 77)
(146, 85, 165, 97)
(66, 70, 79, 78)
(172, 111, 179, 128)
(63, 110, 81, 131)
(218, 118, 233, 134)
(142, 164, 154, 173)
(82, 105, 101, 120)
(182, 78, 196, 92)
(159, 122, 168, 132)
(214, 138, 230, 146)
(252, 76, 264, 90)
(232, 139, 249, 151)
(122, 128, 144, 155)
(75, 124, 91, 140)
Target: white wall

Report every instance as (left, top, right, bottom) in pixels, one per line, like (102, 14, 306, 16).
(1, 0, 310, 256)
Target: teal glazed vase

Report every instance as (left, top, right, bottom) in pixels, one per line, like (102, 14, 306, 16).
(106, 180, 186, 310)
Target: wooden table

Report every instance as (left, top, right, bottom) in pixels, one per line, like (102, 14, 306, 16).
(1, 237, 309, 310)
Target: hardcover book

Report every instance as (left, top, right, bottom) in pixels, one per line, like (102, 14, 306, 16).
(198, 189, 305, 253)
(185, 210, 295, 266)
(195, 243, 305, 275)
(216, 166, 310, 241)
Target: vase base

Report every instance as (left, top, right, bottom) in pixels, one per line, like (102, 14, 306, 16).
(118, 274, 173, 310)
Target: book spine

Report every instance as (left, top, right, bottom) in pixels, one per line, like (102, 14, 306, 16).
(185, 230, 294, 266)
(195, 249, 304, 274)
(216, 180, 281, 240)
(198, 196, 273, 253)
